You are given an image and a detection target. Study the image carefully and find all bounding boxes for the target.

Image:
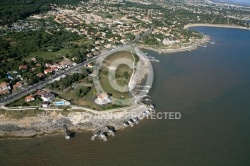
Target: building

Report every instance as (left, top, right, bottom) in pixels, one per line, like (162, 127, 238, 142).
(44, 68, 53, 75)
(59, 60, 73, 68)
(42, 102, 49, 108)
(87, 63, 93, 68)
(95, 93, 111, 105)
(19, 65, 28, 70)
(34, 90, 55, 102)
(0, 82, 10, 95)
(34, 90, 43, 96)
(7, 73, 13, 80)
(25, 95, 35, 102)
(13, 82, 23, 90)
(41, 92, 55, 102)
(36, 73, 45, 78)
(31, 57, 37, 62)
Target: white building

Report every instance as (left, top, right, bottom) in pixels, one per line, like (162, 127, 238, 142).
(41, 92, 55, 102)
(95, 93, 111, 105)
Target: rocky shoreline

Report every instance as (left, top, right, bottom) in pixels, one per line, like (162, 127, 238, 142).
(0, 39, 206, 139)
(0, 37, 208, 139)
(0, 103, 150, 138)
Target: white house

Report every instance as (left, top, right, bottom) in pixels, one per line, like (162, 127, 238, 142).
(41, 92, 55, 102)
(95, 93, 111, 105)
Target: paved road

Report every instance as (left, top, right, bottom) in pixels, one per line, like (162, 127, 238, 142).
(0, 26, 153, 106)
(0, 58, 96, 106)
(0, 45, 131, 106)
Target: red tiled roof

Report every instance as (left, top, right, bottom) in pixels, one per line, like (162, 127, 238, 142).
(19, 65, 28, 70)
(36, 73, 44, 77)
(98, 93, 108, 99)
(25, 95, 35, 102)
(59, 61, 73, 66)
(44, 69, 53, 74)
(13, 82, 22, 89)
(34, 90, 43, 96)
(0, 82, 8, 88)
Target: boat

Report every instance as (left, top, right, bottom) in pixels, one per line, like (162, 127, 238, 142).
(91, 130, 101, 141)
(100, 133, 107, 142)
(108, 129, 115, 137)
(142, 111, 150, 118)
(146, 56, 155, 59)
(149, 59, 160, 62)
(63, 124, 71, 140)
(94, 130, 101, 137)
(146, 110, 151, 115)
(65, 130, 71, 140)
(149, 104, 155, 109)
(127, 120, 134, 127)
(132, 117, 139, 124)
(123, 122, 129, 127)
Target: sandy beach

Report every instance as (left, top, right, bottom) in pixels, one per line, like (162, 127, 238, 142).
(184, 23, 250, 30)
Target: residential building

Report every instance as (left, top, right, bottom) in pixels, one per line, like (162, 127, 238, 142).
(42, 102, 49, 107)
(19, 65, 28, 70)
(44, 68, 53, 74)
(13, 82, 23, 90)
(41, 92, 55, 102)
(25, 95, 35, 102)
(36, 73, 45, 78)
(95, 93, 111, 105)
(0, 82, 10, 95)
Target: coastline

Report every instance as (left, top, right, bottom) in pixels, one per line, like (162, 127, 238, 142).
(2, 23, 247, 139)
(138, 35, 210, 54)
(138, 23, 249, 54)
(0, 103, 149, 138)
(184, 23, 250, 30)
(0, 47, 151, 139)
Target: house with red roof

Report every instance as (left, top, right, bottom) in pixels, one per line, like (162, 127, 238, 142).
(36, 73, 44, 78)
(0, 82, 10, 95)
(25, 95, 35, 102)
(13, 82, 23, 90)
(44, 68, 53, 74)
(94, 93, 111, 105)
(19, 65, 28, 70)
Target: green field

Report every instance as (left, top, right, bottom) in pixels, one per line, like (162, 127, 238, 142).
(71, 38, 94, 46)
(8, 50, 139, 111)
(5, 109, 42, 119)
(98, 51, 138, 104)
(58, 51, 138, 109)
(28, 48, 74, 61)
(7, 96, 42, 107)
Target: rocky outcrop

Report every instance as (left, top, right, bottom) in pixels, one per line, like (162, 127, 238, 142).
(0, 104, 149, 138)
